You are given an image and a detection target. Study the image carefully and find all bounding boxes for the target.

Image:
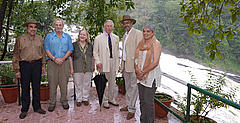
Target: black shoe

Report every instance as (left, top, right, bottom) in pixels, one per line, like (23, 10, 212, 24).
(76, 102, 82, 107)
(48, 105, 55, 112)
(63, 104, 69, 109)
(109, 101, 119, 106)
(19, 112, 27, 119)
(103, 102, 110, 109)
(34, 108, 46, 114)
(82, 101, 89, 106)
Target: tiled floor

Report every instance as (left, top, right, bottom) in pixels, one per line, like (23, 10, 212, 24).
(0, 83, 172, 123)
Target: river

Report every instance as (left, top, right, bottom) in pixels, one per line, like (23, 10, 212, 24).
(159, 52, 240, 123)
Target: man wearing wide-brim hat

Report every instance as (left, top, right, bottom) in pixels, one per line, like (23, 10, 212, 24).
(13, 19, 46, 119)
(119, 15, 143, 120)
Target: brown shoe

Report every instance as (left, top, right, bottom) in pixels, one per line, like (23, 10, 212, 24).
(126, 112, 135, 120)
(48, 105, 55, 112)
(63, 104, 69, 109)
(76, 102, 82, 107)
(120, 106, 128, 112)
(82, 101, 89, 106)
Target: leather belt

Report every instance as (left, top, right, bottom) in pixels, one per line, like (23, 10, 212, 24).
(22, 59, 41, 63)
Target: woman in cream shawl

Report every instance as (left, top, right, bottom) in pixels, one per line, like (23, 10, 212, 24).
(134, 24, 162, 123)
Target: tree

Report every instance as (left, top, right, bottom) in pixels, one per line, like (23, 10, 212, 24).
(179, 0, 240, 60)
(0, 0, 14, 60)
(0, 0, 134, 60)
(10, 1, 55, 37)
(0, 1, 55, 60)
(0, 0, 8, 41)
(47, 0, 134, 40)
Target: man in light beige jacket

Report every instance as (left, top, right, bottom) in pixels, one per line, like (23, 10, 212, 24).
(93, 20, 120, 109)
(119, 15, 143, 120)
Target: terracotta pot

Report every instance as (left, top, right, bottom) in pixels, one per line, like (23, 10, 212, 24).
(190, 115, 217, 123)
(40, 86, 49, 101)
(117, 85, 125, 95)
(154, 93, 174, 118)
(0, 86, 18, 103)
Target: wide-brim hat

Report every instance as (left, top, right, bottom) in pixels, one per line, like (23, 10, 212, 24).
(119, 15, 136, 24)
(22, 19, 41, 27)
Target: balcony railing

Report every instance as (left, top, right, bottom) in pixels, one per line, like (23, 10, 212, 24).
(155, 72, 240, 123)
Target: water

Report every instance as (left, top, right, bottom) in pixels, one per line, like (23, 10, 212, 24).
(159, 53, 240, 123)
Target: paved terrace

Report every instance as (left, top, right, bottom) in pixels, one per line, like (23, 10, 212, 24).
(0, 82, 180, 123)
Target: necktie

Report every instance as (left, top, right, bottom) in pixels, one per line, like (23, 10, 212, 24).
(108, 34, 113, 58)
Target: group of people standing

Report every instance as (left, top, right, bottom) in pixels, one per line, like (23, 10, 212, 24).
(12, 15, 162, 123)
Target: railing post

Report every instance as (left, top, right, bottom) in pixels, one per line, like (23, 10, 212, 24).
(186, 84, 191, 123)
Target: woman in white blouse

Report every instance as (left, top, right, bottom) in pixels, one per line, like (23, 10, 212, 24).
(134, 24, 162, 123)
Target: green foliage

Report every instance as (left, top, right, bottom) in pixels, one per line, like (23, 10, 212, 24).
(155, 93, 173, 101)
(179, 0, 240, 60)
(10, 1, 55, 37)
(40, 75, 48, 87)
(0, 1, 55, 60)
(47, 0, 134, 41)
(128, 0, 240, 74)
(1, 0, 133, 61)
(41, 75, 48, 82)
(0, 64, 15, 84)
(177, 71, 238, 121)
(116, 77, 125, 86)
(83, 0, 128, 41)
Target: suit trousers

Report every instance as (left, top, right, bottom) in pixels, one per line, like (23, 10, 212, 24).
(73, 72, 92, 102)
(138, 81, 157, 123)
(47, 60, 70, 106)
(103, 59, 117, 103)
(20, 60, 42, 112)
(123, 62, 139, 113)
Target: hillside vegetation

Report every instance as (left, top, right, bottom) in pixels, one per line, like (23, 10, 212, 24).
(127, 0, 240, 74)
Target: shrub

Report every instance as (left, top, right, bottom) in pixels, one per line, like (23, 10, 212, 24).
(177, 70, 238, 122)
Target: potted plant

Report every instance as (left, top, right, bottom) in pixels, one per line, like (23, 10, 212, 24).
(154, 92, 174, 118)
(116, 77, 125, 95)
(40, 75, 49, 101)
(177, 71, 238, 123)
(0, 64, 18, 103)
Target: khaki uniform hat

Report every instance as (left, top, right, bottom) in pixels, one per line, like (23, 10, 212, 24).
(119, 15, 136, 24)
(22, 19, 41, 27)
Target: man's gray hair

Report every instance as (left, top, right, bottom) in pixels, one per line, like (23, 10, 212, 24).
(54, 18, 64, 25)
(104, 20, 114, 27)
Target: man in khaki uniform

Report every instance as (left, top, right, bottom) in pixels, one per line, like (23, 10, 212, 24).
(119, 15, 142, 120)
(12, 19, 46, 119)
(93, 20, 120, 109)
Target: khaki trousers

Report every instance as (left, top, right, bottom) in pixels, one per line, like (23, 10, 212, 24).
(73, 72, 92, 102)
(103, 59, 117, 103)
(47, 60, 70, 106)
(123, 62, 139, 113)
